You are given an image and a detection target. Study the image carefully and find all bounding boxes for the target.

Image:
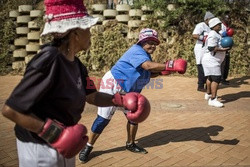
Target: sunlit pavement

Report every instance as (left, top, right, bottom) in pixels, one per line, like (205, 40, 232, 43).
(1, 75, 250, 167)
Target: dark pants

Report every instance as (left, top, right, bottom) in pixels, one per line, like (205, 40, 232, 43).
(197, 64, 206, 89)
(221, 51, 230, 80)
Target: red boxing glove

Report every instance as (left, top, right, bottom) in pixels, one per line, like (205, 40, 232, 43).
(226, 28, 234, 37)
(165, 58, 187, 74)
(160, 70, 171, 75)
(203, 35, 208, 44)
(38, 119, 88, 158)
(112, 92, 151, 123)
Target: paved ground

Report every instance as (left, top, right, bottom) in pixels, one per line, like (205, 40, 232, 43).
(0, 75, 250, 167)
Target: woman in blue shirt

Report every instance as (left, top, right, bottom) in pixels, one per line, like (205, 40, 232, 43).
(79, 28, 188, 163)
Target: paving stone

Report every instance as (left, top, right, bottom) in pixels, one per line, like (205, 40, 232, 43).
(239, 157, 250, 166)
(0, 76, 249, 166)
(206, 157, 230, 166)
(222, 156, 243, 166)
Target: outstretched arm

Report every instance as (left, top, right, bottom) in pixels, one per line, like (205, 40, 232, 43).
(86, 92, 114, 107)
(86, 92, 150, 123)
(141, 61, 165, 72)
(208, 46, 230, 52)
(141, 59, 187, 75)
(204, 138, 239, 145)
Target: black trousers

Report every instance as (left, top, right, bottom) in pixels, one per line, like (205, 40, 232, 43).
(221, 51, 230, 80)
(197, 64, 206, 88)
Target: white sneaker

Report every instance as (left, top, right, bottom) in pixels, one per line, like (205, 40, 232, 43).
(204, 93, 212, 100)
(208, 98, 224, 108)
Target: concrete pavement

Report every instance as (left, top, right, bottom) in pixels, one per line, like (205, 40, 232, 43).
(0, 75, 250, 167)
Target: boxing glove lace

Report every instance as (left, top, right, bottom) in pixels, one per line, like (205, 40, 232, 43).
(164, 58, 187, 74)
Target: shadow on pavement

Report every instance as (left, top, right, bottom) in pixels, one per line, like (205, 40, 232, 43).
(220, 76, 250, 89)
(138, 125, 239, 148)
(87, 146, 125, 162)
(220, 91, 250, 103)
(87, 125, 239, 161)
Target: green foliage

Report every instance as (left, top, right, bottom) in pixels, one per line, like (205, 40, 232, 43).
(0, 0, 43, 74)
(0, 0, 249, 76)
(80, 0, 249, 77)
(0, 19, 16, 73)
(0, 1, 17, 74)
(129, 0, 249, 76)
(78, 21, 130, 73)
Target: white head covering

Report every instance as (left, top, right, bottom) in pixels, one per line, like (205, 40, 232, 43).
(204, 11, 215, 21)
(41, 0, 98, 36)
(209, 17, 222, 28)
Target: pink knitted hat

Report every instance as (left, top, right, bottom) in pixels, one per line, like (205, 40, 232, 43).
(137, 28, 160, 45)
(41, 0, 98, 36)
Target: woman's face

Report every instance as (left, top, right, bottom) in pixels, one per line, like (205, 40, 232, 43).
(224, 15, 231, 25)
(213, 23, 222, 32)
(75, 28, 91, 51)
(142, 40, 158, 54)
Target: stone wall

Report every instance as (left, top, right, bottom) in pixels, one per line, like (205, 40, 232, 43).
(8, 4, 177, 70)
(9, 5, 42, 70)
(8, 3, 250, 73)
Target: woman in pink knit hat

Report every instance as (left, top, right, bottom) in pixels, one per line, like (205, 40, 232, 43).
(79, 28, 187, 163)
(2, 0, 152, 166)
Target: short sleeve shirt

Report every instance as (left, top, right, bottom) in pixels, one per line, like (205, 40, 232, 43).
(6, 45, 96, 143)
(203, 30, 226, 66)
(192, 22, 211, 48)
(111, 44, 151, 93)
(219, 23, 227, 35)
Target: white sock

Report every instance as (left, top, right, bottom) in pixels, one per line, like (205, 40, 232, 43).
(87, 143, 93, 147)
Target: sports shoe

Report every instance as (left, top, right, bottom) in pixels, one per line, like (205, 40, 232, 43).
(204, 93, 212, 100)
(126, 142, 148, 154)
(197, 87, 206, 92)
(221, 79, 230, 85)
(79, 145, 93, 163)
(208, 98, 224, 108)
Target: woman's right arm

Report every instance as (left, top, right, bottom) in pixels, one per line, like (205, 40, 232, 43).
(192, 34, 200, 40)
(215, 47, 230, 52)
(1, 104, 44, 133)
(208, 46, 230, 52)
(141, 61, 166, 72)
(86, 92, 114, 107)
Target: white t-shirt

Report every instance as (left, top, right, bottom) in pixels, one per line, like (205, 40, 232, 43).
(202, 30, 226, 76)
(219, 23, 227, 35)
(192, 22, 211, 64)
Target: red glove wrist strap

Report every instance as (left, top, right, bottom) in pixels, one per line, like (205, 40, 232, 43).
(112, 93, 123, 106)
(165, 60, 174, 70)
(38, 119, 63, 143)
